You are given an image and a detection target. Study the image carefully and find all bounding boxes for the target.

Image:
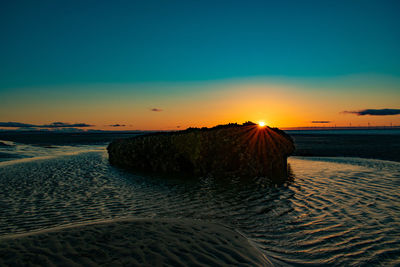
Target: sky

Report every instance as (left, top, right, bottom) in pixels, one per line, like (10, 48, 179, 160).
(0, 0, 399, 130)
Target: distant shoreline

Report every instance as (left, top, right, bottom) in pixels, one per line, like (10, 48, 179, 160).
(283, 126, 400, 131)
(1, 125, 399, 133)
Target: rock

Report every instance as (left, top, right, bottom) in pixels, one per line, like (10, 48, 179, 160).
(107, 122, 295, 183)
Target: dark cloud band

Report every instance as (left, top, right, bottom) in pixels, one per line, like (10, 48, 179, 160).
(342, 109, 400, 116)
(0, 122, 92, 128)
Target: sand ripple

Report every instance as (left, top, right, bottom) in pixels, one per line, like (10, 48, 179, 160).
(1, 152, 400, 266)
(0, 218, 269, 266)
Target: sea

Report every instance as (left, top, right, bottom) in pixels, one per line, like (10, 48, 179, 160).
(0, 130, 399, 266)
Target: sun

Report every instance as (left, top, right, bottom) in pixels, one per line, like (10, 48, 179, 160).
(258, 121, 266, 127)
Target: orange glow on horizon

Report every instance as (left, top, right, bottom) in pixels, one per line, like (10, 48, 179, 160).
(1, 77, 399, 131)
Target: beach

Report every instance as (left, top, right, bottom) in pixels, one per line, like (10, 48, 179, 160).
(1, 0, 399, 265)
(0, 218, 269, 266)
(0, 131, 399, 265)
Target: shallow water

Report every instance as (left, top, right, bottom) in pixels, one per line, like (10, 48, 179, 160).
(0, 149, 399, 266)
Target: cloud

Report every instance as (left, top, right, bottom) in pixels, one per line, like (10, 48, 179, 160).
(109, 124, 126, 127)
(0, 122, 36, 127)
(49, 127, 85, 132)
(311, 121, 331, 123)
(150, 108, 163, 112)
(41, 122, 92, 128)
(342, 109, 400, 116)
(0, 122, 93, 128)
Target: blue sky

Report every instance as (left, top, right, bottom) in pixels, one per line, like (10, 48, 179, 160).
(1, 0, 399, 88)
(0, 0, 399, 129)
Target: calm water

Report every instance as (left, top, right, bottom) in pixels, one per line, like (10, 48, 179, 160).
(0, 140, 399, 266)
(286, 129, 400, 135)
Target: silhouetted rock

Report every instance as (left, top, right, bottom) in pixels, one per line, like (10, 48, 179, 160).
(107, 123, 295, 183)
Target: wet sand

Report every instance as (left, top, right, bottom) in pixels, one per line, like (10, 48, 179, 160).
(1, 131, 400, 265)
(0, 218, 271, 266)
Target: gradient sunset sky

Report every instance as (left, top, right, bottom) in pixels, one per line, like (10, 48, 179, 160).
(1, 0, 399, 130)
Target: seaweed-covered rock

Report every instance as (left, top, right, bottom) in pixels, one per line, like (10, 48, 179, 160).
(107, 122, 294, 183)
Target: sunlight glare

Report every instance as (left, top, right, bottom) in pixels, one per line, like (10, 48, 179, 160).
(258, 121, 266, 127)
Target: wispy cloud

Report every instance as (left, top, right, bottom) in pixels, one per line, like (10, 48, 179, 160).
(341, 109, 400, 116)
(109, 124, 126, 127)
(0, 122, 35, 128)
(150, 108, 163, 112)
(41, 122, 92, 128)
(0, 122, 93, 128)
(311, 121, 331, 123)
